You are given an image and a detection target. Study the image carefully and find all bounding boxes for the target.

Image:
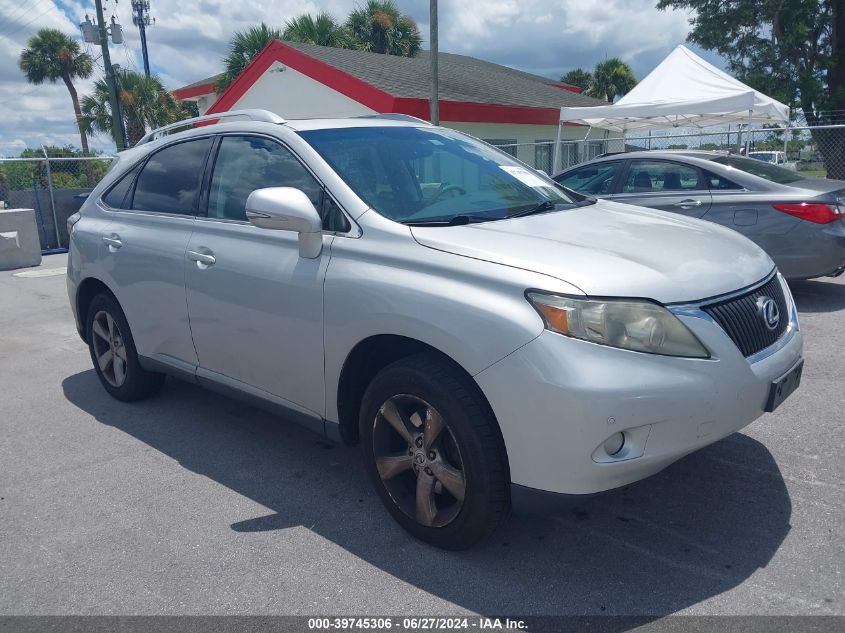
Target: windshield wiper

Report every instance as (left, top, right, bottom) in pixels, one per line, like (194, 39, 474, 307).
(403, 214, 489, 227)
(507, 197, 597, 220)
(506, 200, 556, 219)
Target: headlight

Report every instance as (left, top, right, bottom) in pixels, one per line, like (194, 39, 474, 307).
(527, 293, 710, 358)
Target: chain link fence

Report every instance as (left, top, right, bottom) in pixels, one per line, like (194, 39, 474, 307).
(2, 123, 844, 250)
(499, 124, 845, 180)
(0, 154, 115, 251)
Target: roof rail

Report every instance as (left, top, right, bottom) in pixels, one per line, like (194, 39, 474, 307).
(354, 113, 433, 125)
(137, 109, 286, 145)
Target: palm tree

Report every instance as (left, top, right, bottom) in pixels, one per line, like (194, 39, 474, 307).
(283, 12, 349, 47)
(587, 58, 638, 102)
(19, 28, 94, 155)
(345, 1, 422, 56)
(560, 68, 593, 93)
(81, 70, 188, 147)
(216, 23, 283, 92)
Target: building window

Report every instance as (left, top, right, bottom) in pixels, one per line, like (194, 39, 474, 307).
(534, 140, 553, 174)
(560, 143, 578, 169)
(587, 141, 606, 160)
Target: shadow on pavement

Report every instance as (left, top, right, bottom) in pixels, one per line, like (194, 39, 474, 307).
(63, 370, 791, 617)
(789, 278, 845, 313)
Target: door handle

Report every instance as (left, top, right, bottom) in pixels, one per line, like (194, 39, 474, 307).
(102, 234, 122, 251)
(674, 199, 702, 208)
(187, 250, 216, 267)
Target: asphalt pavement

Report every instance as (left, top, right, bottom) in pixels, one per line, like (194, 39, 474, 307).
(1, 252, 843, 616)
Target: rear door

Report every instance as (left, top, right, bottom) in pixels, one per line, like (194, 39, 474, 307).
(184, 134, 335, 416)
(98, 137, 212, 369)
(614, 159, 712, 217)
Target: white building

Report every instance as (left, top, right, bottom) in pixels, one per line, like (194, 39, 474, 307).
(173, 40, 610, 173)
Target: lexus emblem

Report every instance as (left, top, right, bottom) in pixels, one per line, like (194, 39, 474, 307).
(756, 296, 780, 331)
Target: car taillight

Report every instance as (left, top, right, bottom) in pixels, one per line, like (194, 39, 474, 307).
(772, 202, 844, 224)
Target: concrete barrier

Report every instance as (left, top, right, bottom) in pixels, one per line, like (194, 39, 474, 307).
(0, 208, 43, 270)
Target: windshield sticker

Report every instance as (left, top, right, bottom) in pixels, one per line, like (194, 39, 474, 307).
(499, 165, 550, 188)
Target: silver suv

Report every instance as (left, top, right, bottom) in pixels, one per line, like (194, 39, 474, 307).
(67, 110, 804, 549)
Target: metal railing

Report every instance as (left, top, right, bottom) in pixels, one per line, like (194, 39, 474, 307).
(0, 153, 115, 251)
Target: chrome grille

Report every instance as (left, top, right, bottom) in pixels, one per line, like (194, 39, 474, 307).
(702, 275, 789, 357)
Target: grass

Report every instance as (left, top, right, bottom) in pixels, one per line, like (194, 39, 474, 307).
(798, 168, 828, 178)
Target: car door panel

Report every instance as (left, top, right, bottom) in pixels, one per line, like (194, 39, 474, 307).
(614, 159, 712, 217)
(96, 137, 213, 366)
(184, 134, 332, 416)
(102, 212, 197, 365)
(185, 222, 331, 415)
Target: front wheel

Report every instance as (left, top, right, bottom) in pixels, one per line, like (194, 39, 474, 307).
(360, 353, 510, 549)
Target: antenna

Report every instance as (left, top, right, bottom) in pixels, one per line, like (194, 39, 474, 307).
(131, 0, 154, 76)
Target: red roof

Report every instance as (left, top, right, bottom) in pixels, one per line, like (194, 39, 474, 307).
(173, 40, 599, 126)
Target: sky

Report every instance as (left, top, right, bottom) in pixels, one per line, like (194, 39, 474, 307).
(0, 0, 718, 155)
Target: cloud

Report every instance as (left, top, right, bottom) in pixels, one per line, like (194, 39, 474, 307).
(0, 0, 714, 154)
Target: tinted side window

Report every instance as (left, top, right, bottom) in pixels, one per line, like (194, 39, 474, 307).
(623, 161, 702, 193)
(321, 194, 351, 233)
(705, 170, 743, 191)
(557, 162, 619, 195)
(102, 163, 142, 209)
(207, 136, 321, 222)
(133, 138, 213, 214)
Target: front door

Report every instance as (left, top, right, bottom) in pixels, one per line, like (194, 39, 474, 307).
(184, 134, 331, 416)
(614, 159, 712, 218)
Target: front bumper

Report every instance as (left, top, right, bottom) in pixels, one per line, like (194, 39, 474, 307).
(476, 276, 803, 497)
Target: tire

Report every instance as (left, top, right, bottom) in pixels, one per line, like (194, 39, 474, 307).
(85, 293, 164, 402)
(359, 352, 510, 549)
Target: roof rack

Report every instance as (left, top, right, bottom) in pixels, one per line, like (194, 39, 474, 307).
(354, 113, 432, 125)
(137, 109, 286, 145)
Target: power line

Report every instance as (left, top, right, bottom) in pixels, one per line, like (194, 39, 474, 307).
(0, 1, 59, 41)
(0, 0, 46, 32)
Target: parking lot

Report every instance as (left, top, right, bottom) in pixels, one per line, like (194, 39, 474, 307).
(1, 252, 843, 617)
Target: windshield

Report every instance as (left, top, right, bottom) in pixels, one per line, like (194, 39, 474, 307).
(298, 126, 577, 224)
(710, 155, 803, 184)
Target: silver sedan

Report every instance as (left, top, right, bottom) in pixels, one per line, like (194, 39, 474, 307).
(555, 150, 845, 280)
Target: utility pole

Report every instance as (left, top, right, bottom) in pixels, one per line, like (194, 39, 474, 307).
(131, 0, 152, 76)
(429, 0, 439, 125)
(93, 0, 126, 149)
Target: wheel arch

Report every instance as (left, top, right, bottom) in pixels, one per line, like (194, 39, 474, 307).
(75, 277, 119, 341)
(335, 334, 501, 449)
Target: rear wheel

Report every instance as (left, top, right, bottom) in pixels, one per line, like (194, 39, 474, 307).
(86, 293, 164, 401)
(360, 353, 510, 549)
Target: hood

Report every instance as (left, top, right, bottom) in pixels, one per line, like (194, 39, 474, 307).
(410, 201, 773, 304)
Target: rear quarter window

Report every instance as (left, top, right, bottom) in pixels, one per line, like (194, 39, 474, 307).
(101, 163, 142, 209)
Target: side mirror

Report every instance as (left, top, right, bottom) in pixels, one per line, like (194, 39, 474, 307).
(245, 187, 323, 258)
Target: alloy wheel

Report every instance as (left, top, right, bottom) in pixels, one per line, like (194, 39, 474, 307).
(91, 310, 128, 388)
(372, 394, 466, 528)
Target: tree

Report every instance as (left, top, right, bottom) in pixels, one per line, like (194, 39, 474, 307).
(560, 68, 592, 93)
(345, 1, 422, 56)
(587, 57, 638, 102)
(216, 23, 283, 92)
(283, 12, 349, 47)
(18, 29, 94, 156)
(656, 0, 845, 177)
(81, 70, 190, 147)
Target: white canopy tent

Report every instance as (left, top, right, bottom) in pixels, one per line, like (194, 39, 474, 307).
(553, 45, 790, 172)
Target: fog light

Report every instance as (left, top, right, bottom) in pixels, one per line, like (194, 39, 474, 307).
(603, 432, 625, 456)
